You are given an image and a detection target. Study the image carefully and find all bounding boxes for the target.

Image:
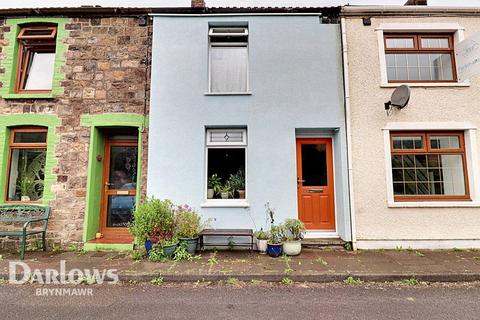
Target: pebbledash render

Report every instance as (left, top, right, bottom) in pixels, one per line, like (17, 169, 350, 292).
(342, 5, 480, 249)
(0, 12, 151, 251)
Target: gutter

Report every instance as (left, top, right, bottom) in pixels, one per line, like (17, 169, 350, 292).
(0, 6, 339, 18)
(342, 5, 480, 17)
(340, 17, 357, 250)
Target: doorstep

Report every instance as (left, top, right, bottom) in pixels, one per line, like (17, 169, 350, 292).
(85, 238, 134, 251)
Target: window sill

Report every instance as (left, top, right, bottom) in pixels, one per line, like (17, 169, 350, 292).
(204, 92, 252, 96)
(381, 82, 470, 88)
(201, 200, 250, 208)
(388, 201, 480, 208)
(2, 93, 55, 99)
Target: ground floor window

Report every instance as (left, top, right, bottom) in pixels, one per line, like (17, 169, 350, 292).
(206, 129, 246, 200)
(390, 131, 469, 201)
(6, 127, 47, 202)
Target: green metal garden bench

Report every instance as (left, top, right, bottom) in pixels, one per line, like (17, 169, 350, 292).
(0, 204, 50, 260)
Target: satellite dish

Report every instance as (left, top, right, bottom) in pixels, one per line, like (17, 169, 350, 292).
(385, 85, 411, 111)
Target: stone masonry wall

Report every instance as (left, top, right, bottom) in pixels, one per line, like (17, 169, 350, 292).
(0, 16, 151, 247)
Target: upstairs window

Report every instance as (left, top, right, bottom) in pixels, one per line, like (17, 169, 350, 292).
(15, 25, 57, 93)
(6, 127, 48, 202)
(209, 27, 248, 93)
(390, 132, 469, 201)
(384, 34, 456, 82)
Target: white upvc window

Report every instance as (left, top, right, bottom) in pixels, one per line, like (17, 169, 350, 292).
(383, 122, 480, 208)
(208, 27, 249, 94)
(204, 128, 248, 207)
(376, 23, 469, 87)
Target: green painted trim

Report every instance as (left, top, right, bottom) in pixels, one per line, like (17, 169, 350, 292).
(83, 127, 104, 242)
(80, 113, 148, 129)
(83, 242, 133, 252)
(81, 113, 147, 243)
(0, 17, 68, 98)
(0, 114, 60, 205)
(3, 93, 55, 99)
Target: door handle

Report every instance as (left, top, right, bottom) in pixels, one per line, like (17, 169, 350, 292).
(308, 189, 324, 193)
(297, 177, 305, 187)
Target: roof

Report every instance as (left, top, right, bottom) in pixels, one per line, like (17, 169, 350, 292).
(0, 6, 340, 17)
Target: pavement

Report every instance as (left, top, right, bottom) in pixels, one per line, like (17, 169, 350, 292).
(1, 247, 480, 283)
(1, 282, 480, 320)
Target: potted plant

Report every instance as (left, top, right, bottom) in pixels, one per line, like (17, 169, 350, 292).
(175, 204, 202, 254)
(267, 225, 284, 257)
(207, 174, 222, 199)
(282, 218, 306, 256)
(129, 198, 175, 254)
(17, 175, 35, 202)
(159, 237, 179, 259)
(219, 182, 232, 199)
(254, 229, 269, 253)
(228, 169, 245, 199)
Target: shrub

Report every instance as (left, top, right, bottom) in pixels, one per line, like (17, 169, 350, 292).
(254, 229, 270, 240)
(174, 204, 202, 239)
(129, 198, 175, 243)
(283, 219, 306, 241)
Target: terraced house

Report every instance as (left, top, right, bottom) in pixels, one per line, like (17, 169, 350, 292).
(342, 1, 480, 249)
(0, 7, 153, 251)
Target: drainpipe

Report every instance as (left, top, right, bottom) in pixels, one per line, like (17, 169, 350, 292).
(340, 17, 357, 250)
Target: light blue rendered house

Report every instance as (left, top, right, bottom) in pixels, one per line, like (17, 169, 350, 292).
(148, 7, 352, 243)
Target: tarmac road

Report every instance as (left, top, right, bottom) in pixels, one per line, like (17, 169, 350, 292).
(0, 282, 479, 320)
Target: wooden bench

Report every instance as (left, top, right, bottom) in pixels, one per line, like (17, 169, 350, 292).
(199, 229, 254, 252)
(0, 204, 50, 260)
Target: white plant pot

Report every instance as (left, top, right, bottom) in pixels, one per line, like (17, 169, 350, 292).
(283, 240, 302, 256)
(207, 189, 214, 199)
(256, 239, 268, 253)
(21, 196, 30, 202)
(220, 192, 229, 199)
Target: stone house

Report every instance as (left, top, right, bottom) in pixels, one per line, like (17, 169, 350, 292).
(342, 3, 480, 249)
(0, 8, 153, 251)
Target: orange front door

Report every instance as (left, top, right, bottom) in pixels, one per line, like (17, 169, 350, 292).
(98, 139, 138, 242)
(296, 138, 336, 231)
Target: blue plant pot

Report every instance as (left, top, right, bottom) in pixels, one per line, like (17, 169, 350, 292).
(145, 240, 153, 255)
(267, 243, 283, 257)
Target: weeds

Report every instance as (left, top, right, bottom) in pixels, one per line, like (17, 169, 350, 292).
(415, 251, 425, 257)
(130, 250, 146, 261)
(343, 276, 363, 285)
(403, 277, 419, 286)
(281, 277, 293, 285)
(79, 276, 97, 285)
(281, 254, 293, 275)
(226, 277, 239, 286)
(343, 242, 353, 251)
(150, 276, 164, 286)
(52, 243, 62, 253)
(148, 246, 168, 262)
(316, 257, 328, 266)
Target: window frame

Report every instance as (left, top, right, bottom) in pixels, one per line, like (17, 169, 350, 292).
(208, 27, 250, 94)
(5, 126, 48, 203)
(384, 33, 457, 83)
(204, 128, 248, 206)
(390, 131, 470, 202)
(15, 25, 57, 94)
